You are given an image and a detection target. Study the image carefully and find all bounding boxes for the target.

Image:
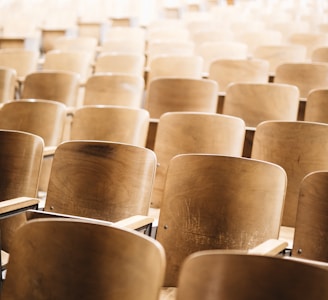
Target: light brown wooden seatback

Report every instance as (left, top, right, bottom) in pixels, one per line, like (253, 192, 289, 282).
(274, 62, 328, 98)
(70, 105, 150, 147)
(304, 89, 328, 123)
(21, 71, 80, 107)
(251, 121, 328, 227)
(195, 41, 249, 74)
(293, 171, 328, 262)
(253, 45, 307, 74)
(83, 74, 145, 108)
(94, 53, 146, 76)
(177, 250, 328, 300)
(223, 83, 300, 127)
(311, 46, 328, 63)
(2, 218, 166, 300)
(145, 77, 218, 119)
(147, 55, 203, 89)
(44, 140, 156, 222)
(156, 154, 286, 286)
(288, 32, 328, 59)
(0, 48, 39, 78)
(151, 112, 246, 208)
(0, 67, 16, 102)
(0, 99, 67, 146)
(42, 50, 93, 83)
(208, 58, 270, 92)
(0, 130, 44, 200)
(53, 36, 98, 56)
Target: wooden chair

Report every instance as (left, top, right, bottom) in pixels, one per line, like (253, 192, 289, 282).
(269, 20, 310, 41)
(53, 36, 98, 56)
(288, 32, 328, 59)
(195, 41, 249, 74)
(21, 70, 81, 107)
(235, 30, 283, 57)
(37, 140, 156, 223)
(208, 58, 270, 93)
(0, 129, 43, 208)
(144, 77, 218, 119)
(150, 112, 246, 208)
(83, 73, 145, 108)
(42, 50, 93, 83)
(311, 46, 328, 63)
(70, 105, 150, 147)
(100, 39, 146, 55)
(146, 40, 195, 68)
(0, 99, 66, 147)
(0, 67, 16, 103)
(291, 171, 328, 263)
(252, 44, 307, 75)
(176, 250, 328, 300)
(94, 53, 145, 77)
(0, 99, 68, 192)
(156, 154, 286, 287)
(223, 83, 300, 127)
(2, 218, 166, 300)
(0, 48, 39, 80)
(251, 120, 328, 228)
(274, 62, 328, 98)
(103, 27, 146, 45)
(40, 28, 68, 53)
(146, 55, 203, 89)
(304, 88, 328, 123)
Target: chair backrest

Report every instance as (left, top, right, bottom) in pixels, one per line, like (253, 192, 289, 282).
(94, 53, 145, 76)
(293, 171, 328, 262)
(70, 105, 150, 147)
(304, 88, 328, 123)
(208, 58, 270, 92)
(0, 48, 39, 78)
(176, 250, 328, 300)
(83, 73, 145, 108)
(53, 36, 98, 56)
(145, 77, 218, 119)
(156, 154, 286, 286)
(251, 120, 328, 227)
(151, 112, 246, 208)
(147, 55, 203, 89)
(195, 41, 249, 73)
(104, 26, 146, 44)
(21, 70, 80, 106)
(42, 50, 93, 83)
(44, 140, 157, 222)
(146, 40, 195, 67)
(311, 46, 328, 63)
(2, 218, 166, 300)
(288, 32, 328, 59)
(100, 39, 146, 55)
(0, 129, 44, 200)
(274, 62, 328, 98)
(235, 30, 283, 56)
(223, 83, 300, 127)
(253, 45, 307, 74)
(40, 28, 68, 53)
(0, 67, 16, 102)
(0, 99, 67, 146)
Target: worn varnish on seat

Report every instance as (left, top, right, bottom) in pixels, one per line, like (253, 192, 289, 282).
(156, 154, 286, 287)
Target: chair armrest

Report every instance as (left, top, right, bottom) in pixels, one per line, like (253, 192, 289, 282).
(43, 146, 57, 158)
(113, 215, 154, 230)
(248, 239, 288, 256)
(0, 197, 39, 216)
(25, 209, 153, 231)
